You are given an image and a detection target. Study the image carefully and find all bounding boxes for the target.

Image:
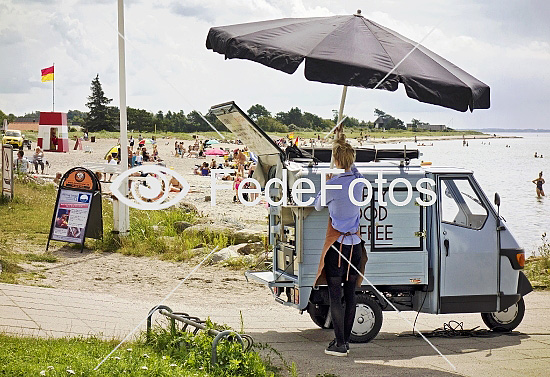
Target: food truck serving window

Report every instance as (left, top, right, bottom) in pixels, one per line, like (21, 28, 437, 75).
(440, 178, 488, 229)
(359, 188, 424, 251)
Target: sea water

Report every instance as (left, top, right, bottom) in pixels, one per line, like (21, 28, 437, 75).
(380, 132, 549, 256)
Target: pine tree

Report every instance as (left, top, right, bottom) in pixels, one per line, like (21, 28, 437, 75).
(85, 74, 113, 131)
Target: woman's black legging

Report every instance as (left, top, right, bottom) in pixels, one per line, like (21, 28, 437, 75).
(324, 241, 362, 346)
(327, 275, 358, 346)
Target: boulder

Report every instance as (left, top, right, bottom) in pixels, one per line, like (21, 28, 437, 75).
(173, 221, 193, 233)
(237, 242, 264, 255)
(178, 202, 198, 214)
(232, 229, 266, 244)
(189, 247, 208, 256)
(211, 245, 241, 263)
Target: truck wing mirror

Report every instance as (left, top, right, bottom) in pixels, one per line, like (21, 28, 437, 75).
(494, 193, 500, 207)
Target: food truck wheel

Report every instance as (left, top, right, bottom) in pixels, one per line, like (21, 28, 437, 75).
(481, 297, 525, 332)
(350, 295, 383, 343)
(308, 304, 333, 329)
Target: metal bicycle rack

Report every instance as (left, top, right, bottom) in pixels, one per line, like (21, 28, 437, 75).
(146, 305, 253, 366)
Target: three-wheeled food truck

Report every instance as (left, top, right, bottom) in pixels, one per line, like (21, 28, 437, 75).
(210, 101, 533, 343)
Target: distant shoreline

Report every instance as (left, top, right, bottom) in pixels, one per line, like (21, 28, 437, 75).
(460, 129, 550, 133)
(353, 133, 520, 145)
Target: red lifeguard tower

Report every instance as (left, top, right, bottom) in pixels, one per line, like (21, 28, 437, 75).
(38, 112, 69, 152)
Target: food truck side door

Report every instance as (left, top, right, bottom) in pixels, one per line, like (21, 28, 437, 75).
(437, 175, 499, 313)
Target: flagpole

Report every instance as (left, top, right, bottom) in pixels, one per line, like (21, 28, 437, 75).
(52, 62, 55, 112)
(114, 0, 129, 235)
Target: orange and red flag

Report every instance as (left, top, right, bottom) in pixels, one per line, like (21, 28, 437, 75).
(41, 66, 54, 82)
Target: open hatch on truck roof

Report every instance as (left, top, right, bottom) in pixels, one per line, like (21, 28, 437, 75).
(209, 101, 284, 158)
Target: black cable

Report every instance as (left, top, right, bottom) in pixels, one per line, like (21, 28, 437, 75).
(401, 320, 494, 338)
(412, 290, 428, 336)
(407, 292, 493, 338)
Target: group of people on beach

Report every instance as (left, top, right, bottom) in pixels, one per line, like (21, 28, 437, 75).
(13, 147, 48, 175)
(188, 144, 257, 204)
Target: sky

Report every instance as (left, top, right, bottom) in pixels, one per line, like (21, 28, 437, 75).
(0, 0, 549, 130)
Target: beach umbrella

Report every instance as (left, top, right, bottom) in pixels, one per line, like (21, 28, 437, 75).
(205, 148, 227, 156)
(104, 144, 120, 160)
(206, 10, 490, 113)
(137, 138, 153, 146)
(206, 139, 220, 145)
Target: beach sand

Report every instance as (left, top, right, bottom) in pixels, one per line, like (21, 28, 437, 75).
(32, 136, 268, 228)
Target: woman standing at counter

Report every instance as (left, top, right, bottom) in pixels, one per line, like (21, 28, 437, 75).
(313, 130, 367, 356)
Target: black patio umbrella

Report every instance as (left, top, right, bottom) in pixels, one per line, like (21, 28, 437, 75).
(206, 10, 489, 112)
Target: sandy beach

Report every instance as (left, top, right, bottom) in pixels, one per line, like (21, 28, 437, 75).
(33, 136, 269, 227)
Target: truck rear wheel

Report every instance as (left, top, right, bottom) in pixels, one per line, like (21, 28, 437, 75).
(307, 304, 332, 329)
(350, 295, 383, 343)
(481, 297, 525, 332)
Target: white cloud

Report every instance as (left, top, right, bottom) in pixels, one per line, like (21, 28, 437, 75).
(0, 0, 549, 129)
(0, 28, 24, 45)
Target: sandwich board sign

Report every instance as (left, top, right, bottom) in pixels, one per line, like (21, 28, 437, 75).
(2, 144, 13, 200)
(47, 167, 103, 252)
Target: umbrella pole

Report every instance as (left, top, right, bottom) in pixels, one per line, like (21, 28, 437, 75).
(337, 86, 348, 126)
(331, 86, 348, 168)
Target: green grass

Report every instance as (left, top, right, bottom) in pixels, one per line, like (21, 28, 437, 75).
(0, 251, 58, 284)
(24, 253, 58, 263)
(525, 233, 550, 290)
(144, 321, 286, 377)
(221, 256, 258, 270)
(0, 179, 232, 259)
(0, 322, 287, 377)
(0, 179, 57, 243)
(0, 179, 60, 282)
(0, 179, 235, 284)
(0, 248, 23, 284)
(0, 226, 58, 284)
(93, 206, 231, 259)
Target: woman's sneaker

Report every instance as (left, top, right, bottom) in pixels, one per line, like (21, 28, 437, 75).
(324, 339, 348, 356)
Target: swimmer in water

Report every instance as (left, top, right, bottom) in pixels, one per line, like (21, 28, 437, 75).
(532, 171, 545, 198)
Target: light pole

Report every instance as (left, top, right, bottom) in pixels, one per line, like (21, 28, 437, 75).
(113, 0, 130, 234)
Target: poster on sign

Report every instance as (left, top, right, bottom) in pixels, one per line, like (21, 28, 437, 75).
(47, 167, 103, 252)
(51, 190, 92, 243)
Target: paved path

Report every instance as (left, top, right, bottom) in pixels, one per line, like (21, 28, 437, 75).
(1, 282, 549, 376)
